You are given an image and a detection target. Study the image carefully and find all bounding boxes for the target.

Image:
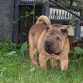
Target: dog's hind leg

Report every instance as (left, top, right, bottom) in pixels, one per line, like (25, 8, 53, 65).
(28, 33, 38, 67)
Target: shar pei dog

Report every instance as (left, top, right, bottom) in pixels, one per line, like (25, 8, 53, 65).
(28, 15, 70, 71)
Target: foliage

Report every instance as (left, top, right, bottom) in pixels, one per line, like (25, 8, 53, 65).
(74, 47, 83, 55)
(0, 39, 17, 52)
(13, 9, 38, 24)
(13, 10, 34, 24)
(69, 18, 76, 26)
(68, 47, 83, 64)
(20, 41, 29, 56)
(0, 41, 83, 83)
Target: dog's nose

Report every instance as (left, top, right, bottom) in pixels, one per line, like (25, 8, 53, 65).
(44, 41, 53, 54)
(45, 41, 52, 47)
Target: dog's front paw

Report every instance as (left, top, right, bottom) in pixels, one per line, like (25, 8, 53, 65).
(31, 61, 39, 68)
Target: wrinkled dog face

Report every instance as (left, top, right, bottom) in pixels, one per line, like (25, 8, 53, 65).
(44, 24, 68, 55)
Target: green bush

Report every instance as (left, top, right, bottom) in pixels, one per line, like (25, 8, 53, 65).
(0, 39, 17, 52)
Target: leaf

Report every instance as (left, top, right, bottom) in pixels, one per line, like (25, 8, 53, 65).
(30, 67, 36, 72)
(7, 51, 16, 56)
(20, 42, 28, 55)
(74, 47, 83, 55)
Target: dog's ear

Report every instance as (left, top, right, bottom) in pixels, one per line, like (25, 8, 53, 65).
(60, 25, 68, 38)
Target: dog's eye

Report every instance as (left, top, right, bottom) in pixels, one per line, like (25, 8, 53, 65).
(56, 37, 60, 40)
(46, 27, 49, 31)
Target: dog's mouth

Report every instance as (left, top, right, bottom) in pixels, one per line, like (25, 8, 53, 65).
(53, 52, 61, 55)
(48, 51, 61, 55)
(44, 46, 61, 55)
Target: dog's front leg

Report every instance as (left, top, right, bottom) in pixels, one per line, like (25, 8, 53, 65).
(60, 57, 68, 71)
(39, 53, 48, 71)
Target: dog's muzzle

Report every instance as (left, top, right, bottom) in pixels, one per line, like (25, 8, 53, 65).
(44, 41, 61, 55)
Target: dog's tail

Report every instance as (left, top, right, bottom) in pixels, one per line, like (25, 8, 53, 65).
(36, 15, 51, 26)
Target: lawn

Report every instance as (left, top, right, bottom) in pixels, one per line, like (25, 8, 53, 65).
(0, 40, 83, 83)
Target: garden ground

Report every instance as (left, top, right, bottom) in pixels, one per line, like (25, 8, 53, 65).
(0, 40, 83, 83)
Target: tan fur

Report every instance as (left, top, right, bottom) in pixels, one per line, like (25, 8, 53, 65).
(36, 15, 51, 26)
(28, 15, 70, 71)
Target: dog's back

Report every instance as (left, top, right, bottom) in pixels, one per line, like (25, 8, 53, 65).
(29, 24, 47, 48)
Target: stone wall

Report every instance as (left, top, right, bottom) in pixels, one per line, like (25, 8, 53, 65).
(0, 0, 14, 41)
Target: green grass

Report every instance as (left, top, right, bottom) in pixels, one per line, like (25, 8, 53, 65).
(0, 41, 83, 83)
